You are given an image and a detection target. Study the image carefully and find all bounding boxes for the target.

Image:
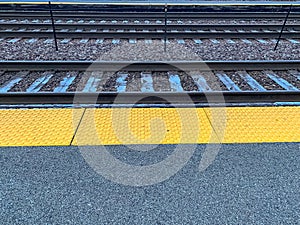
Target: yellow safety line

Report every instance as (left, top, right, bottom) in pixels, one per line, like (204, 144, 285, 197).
(0, 106, 299, 147)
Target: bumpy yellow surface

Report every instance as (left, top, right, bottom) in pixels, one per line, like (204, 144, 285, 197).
(0, 107, 299, 146)
(204, 107, 300, 143)
(0, 108, 84, 146)
(73, 108, 218, 145)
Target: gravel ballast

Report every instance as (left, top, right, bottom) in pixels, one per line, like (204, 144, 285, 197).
(1, 38, 300, 61)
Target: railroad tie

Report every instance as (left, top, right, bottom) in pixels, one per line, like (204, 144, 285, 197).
(26, 72, 53, 93)
(141, 72, 154, 92)
(237, 71, 266, 91)
(53, 72, 77, 93)
(264, 70, 298, 91)
(191, 74, 211, 92)
(116, 72, 128, 92)
(168, 72, 184, 92)
(0, 71, 29, 92)
(82, 71, 102, 92)
(215, 71, 241, 91)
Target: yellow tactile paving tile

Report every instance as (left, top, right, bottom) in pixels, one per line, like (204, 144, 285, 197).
(73, 108, 217, 145)
(0, 108, 84, 146)
(204, 106, 300, 143)
(0, 106, 299, 147)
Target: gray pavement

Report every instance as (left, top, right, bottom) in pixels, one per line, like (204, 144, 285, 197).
(1, 143, 300, 224)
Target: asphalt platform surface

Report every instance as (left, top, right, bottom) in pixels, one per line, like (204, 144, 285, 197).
(1, 143, 300, 224)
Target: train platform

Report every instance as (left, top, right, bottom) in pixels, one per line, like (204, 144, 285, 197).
(0, 106, 299, 146)
(1, 143, 300, 224)
(1, 106, 299, 223)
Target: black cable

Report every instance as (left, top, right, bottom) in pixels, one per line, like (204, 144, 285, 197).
(274, 4, 293, 51)
(164, 4, 167, 52)
(49, 1, 58, 51)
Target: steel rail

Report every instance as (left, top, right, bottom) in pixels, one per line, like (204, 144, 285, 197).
(0, 60, 299, 71)
(1, 23, 300, 30)
(1, 30, 299, 39)
(0, 92, 299, 105)
(1, 2, 300, 7)
(1, 12, 300, 19)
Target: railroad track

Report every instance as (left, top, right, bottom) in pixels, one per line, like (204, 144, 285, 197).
(1, 23, 300, 39)
(1, 2, 300, 20)
(0, 61, 299, 105)
(2, 4, 300, 39)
